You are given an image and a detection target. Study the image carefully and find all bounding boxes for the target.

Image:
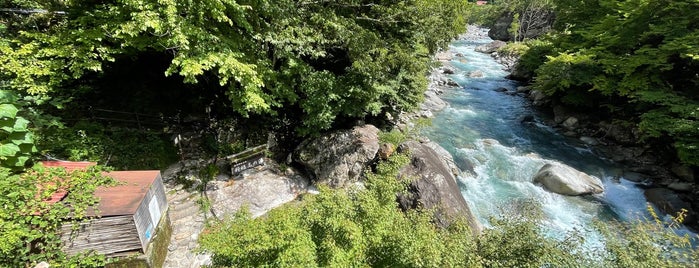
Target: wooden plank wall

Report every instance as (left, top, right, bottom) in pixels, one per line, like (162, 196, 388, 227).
(134, 173, 168, 249)
(61, 216, 141, 256)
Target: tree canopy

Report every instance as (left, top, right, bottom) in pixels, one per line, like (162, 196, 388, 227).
(517, 0, 699, 165)
(1, 0, 469, 136)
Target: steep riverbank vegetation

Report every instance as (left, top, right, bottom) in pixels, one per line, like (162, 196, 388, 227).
(480, 0, 699, 167)
(538, 0, 699, 167)
(200, 152, 699, 267)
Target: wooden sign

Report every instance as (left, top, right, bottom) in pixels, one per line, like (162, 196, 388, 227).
(227, 145, 267, 175)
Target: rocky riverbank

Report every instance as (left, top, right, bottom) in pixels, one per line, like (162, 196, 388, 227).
(473, 37, 698, 230)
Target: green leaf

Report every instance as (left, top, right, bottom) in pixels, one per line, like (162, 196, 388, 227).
(0, 104, 18, 119)
(0, 143, 20, 157)
(11, 117, 29, 132)
(0, 90, 19, 103)
(9, 132, 34, 145)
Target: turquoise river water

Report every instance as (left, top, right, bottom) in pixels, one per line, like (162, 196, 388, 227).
(422, 31, 695, 247)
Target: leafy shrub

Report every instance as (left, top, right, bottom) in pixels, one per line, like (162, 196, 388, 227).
(198, 153, 699, 267)
(0, 165, 117, 267)
(37, 121, 178, 170)
(0, 91, 37, 170)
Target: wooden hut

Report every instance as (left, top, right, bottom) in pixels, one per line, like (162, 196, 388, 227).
(43, 162, 169, 257)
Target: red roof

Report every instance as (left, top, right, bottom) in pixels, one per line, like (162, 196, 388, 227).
(38, 161, 161, 217)
(93, 170, 160, 216)
(39, 161, 97, 204)
(41, 161, 96, 171)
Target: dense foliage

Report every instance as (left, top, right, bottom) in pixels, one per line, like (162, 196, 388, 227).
(200, 153, 699, 267)
(0, 164, 117, 267)
(1, 0, 469, 138)
(0, 92, 36, 170)
(518, 0, 699, 165)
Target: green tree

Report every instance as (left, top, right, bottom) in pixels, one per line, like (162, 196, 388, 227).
(529, 0, 699, 165)
(1, 0, 470, 137)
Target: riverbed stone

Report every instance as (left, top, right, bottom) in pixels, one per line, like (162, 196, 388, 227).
(435, 51, 453, 61)
(475, 40, 507, 54)
(668, 182, 693, 192)
(671, 163, 695, 182)
(468, 70, 485, 78)
(533, 162, 604, 196)
(579, 136, 599, 146)
(528, 90, 548, 106)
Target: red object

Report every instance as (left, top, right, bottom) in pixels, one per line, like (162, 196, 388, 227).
(92, 170, 160, 216)
(476, 1, 488, 5)
(38, 161, 161, 217)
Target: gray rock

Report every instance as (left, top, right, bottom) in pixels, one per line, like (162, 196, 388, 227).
(396, 141, 482, 234)
(533, 163, 604, 196)
(446, 79, 460, 87)
(294, 125, 380, 188)
(671, 163, 695, 182)
(468, 70, 484, 78)
(520, 114, 535, 124)
(553, 105, 572, 124)
(424, 141, 460, 176)
(668, 182, 693, 192)
(580, 136, 599, 146)
(516, 86, 530, 93)
(475, 40, 507, 54)
(209, 169, 310, 218)
(562, 117, 579, 130)
(495, 87, 508, 92)
(621, 171, 649, 183)
(441, 66, 456, 74)
(528, 90, 548, 106)
(421, 91, 448, 113)
(435, 51, 453, 61)
(644, 188, 692, 218)
(488, 13, 514, 41)
(599, 121, 636, 145)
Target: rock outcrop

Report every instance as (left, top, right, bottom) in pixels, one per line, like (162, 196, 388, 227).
(396, 141, 482, 234)
(294, 125, 380, 188)
(533, 162, 604, 196)
(475, 40, 507, 54)
(488, 13, 514, 41)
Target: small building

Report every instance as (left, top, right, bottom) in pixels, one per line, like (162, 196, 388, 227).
(476, 0, 488, 5)
(42, 161, 169, 258)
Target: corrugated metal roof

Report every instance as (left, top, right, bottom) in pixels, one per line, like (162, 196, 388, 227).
(94, 170, 161, 216)
(38, 161, 161, 217)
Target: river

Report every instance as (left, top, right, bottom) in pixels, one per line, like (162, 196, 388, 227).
(422, 28, 694, 246)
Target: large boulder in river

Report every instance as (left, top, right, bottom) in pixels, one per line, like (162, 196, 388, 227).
(396, 140, 482, 234)
(533, 163, 604, 196)
(293, 125, 379, 188)
(475, 40, 507, 54)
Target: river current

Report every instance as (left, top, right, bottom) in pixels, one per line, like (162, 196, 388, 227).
(422, 30, 674, 246)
